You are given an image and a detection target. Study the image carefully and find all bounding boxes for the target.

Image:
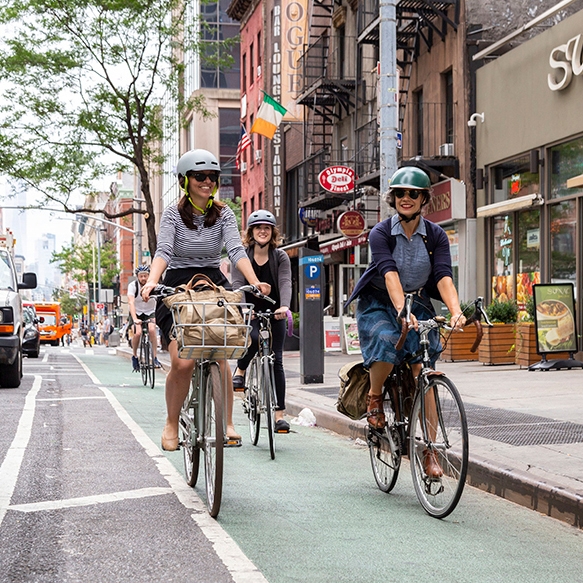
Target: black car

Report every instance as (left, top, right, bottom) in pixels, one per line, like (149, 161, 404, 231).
(22, 306, 41, 359)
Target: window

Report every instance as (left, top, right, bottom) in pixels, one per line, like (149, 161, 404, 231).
(200, 0, 240, 89)
(550, 201, 576, 285)
(550, 136, 583, 199)
(413, 89, 423, 156)
(491, 155, 539, 204)
(218, 108, 241, 201)
(258, 191, 262, 209)
(249, 42, 254, 85)
(517, 208, 541, 308)
(443, 70, 454, 144)
(250, 195, 255, 213)
(492, 215, 514, 301)
(242, 53, 247, 91)
(257, 32, 262, 76)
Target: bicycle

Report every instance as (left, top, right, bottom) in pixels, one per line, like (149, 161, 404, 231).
(242, 309, 292, 460)
(152, 282, 266, 517)
(367, 295, 492, 518)
(137, 315, 156, 389)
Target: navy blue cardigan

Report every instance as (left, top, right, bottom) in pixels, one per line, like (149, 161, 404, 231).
(347, 217, 453, 307)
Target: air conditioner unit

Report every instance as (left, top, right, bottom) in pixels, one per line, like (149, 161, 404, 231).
(240, 161, 247, 173)
(439, 143, 455, 156)
(255, 149, 262, 162)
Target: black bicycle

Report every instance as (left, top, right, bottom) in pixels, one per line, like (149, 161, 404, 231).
(138, 315, 155, 389)
(368, 296, 492, 518)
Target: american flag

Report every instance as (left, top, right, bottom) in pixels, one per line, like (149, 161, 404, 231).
(235, 124, 252, 169)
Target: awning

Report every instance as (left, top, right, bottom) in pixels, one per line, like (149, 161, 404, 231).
(320, 232, 369, 254)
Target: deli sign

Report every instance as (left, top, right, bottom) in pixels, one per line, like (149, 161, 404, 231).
(318, 165, 356, 193)
(548, 33, 583, 91)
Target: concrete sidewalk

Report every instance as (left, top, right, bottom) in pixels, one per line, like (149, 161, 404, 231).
(116, 344, 583, 528)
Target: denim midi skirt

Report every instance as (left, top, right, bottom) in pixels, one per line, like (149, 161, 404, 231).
(355, 287, 441, 369)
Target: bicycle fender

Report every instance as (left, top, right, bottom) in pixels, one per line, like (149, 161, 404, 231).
(426, 370, 446, 379)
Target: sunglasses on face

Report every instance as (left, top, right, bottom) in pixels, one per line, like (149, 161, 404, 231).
(394, 189, 422, 200)
(187, 171, 220, 183)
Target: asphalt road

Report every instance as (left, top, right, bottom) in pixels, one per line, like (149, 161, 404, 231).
(1, 345, 583, 583)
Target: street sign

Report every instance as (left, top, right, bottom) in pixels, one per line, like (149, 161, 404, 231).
(96, 303, 104, 309)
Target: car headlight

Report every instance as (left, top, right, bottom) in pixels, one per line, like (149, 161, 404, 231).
(24, 328, 37, 339)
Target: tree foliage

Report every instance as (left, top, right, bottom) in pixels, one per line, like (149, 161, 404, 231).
(0, 0, 237, 256)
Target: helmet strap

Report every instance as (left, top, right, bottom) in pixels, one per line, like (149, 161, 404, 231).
(183, 176, 216, 214)
(398, 210, 422, 224)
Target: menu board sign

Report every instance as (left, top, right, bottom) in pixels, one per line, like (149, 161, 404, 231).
(533, 283, 578, 354)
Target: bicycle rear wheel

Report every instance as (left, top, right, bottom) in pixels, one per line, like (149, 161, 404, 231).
(147, 343, 155, 389)
(409, 375, 468, 519)
(203, 363, 224, 517)
(245, 358, 261, 445)
(263, 359, 276, 460)
(180, 375, 200, 487)
(368, 392, 401, 493)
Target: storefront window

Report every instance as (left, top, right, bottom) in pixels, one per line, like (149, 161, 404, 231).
(492, 155, 539, 204)
(443, 224, 459, 291)
(550, 136, 583, 200)
(516, 209, 541, 312)
(550, 201, 576, 287)
(492, 215, 514, 301)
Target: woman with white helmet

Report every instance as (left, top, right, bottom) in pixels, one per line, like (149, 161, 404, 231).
(231, 210, 292, 433)
(141, 149, 271, 451)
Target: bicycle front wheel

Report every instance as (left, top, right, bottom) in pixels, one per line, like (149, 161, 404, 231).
(180, 375, 200, 487)
(140, 338, 150, 387)
(263, 359, 276, 460)
(409, 375, 468, 519)
(203, 363, 224, 518)
(368, 392, 400, 493)
(245, 358, 261, 445)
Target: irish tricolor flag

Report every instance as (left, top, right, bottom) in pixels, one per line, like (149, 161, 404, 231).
(250, 93, 287, 139)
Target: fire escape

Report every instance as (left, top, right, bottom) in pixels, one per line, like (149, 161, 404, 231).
(356, 0, 460, 182)
(296, 0, 357, 210)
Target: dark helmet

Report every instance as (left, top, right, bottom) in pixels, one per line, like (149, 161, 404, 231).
(135, 264, 150, 276)
(176, 149, 221, 177)
(389, 166, 431, 190)
(247, 209, 277, 228)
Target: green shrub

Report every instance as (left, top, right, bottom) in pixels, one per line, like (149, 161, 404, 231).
(486, 298, 518, 324)
(291, 311, 300, 330)
(524, 294, 535, 322)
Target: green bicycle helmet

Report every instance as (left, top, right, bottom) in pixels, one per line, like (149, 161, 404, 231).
(389, 166, 431, 190)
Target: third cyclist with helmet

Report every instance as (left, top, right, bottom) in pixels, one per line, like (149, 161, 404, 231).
(128, 265, 161, 371)
(231, 210, 293, 433)
(347, 166, 466, 478)
(140, 149, 271, 451)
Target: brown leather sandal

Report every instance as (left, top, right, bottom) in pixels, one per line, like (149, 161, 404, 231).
(366, 393, 386, 429)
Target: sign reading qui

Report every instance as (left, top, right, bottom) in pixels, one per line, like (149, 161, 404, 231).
(318, 165, 357, 193)
(533, 283, 578, 354)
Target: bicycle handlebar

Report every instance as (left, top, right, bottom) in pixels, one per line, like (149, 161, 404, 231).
(150, 283, 275, 304)
(395, 294, 413, 351)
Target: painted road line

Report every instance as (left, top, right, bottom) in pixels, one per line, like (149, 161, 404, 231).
(8, 487, 173, 513)
(0, 375, 42, 528)
(72, 353, 269, 583)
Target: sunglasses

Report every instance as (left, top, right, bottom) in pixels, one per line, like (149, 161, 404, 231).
(187, 171, 220, 183)
(394, 189, 423, 200)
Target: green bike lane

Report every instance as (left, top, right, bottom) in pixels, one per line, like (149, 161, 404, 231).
(82, 350, 583, 583)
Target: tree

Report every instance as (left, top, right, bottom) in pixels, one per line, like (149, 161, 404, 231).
(51, 241, 119, 320)
(0, 0, 237, 256)
(53, 290, 86, 319)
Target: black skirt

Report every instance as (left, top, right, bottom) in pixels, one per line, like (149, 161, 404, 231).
(156, 267, 230, 345)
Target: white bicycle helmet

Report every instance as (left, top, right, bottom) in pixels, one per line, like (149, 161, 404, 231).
(176, 149, 221, 177)
(247, 210, 277, 227)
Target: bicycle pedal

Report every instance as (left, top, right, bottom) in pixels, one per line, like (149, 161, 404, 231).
(224, 437, 242, 448)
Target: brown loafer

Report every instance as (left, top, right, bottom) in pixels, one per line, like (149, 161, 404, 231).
(366, 393, 386, 429)
(423, 448, 443, 478)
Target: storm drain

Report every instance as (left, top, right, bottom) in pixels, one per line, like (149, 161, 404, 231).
(465, 404, 583, 446)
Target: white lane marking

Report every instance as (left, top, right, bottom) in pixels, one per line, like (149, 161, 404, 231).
(42, 353, 49, 363)
(0, 376, 42, 528)
(72, 354, 268, 583)
(36, 396, 107, 402)
(9, 487, 172, 513)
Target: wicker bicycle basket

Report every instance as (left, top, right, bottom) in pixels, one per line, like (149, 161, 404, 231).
(169, 300, 254, 360)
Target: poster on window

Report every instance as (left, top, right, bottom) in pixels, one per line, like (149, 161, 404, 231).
(323, 316, 341, 352)
(340, 316, 361, 355)
(533, 283, 578, 354)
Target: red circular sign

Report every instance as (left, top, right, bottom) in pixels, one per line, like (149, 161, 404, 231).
(337, 211, 366, 238)
(318, 166, 357, 193)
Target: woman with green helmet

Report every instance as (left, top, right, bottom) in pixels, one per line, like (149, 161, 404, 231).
(346, 166, 466, 478)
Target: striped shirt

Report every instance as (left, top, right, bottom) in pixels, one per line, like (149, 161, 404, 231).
(155, 204, 247, 270)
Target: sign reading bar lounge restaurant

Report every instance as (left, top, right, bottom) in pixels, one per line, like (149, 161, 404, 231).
(533, 283, 578, 354)
(318, 165, 356, 193)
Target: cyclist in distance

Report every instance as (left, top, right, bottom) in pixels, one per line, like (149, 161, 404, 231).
(141, 149, 271, 451)
(128, 265, 161, 372)
(346, 166, 466, 477)
(231, 210, 293, 433)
